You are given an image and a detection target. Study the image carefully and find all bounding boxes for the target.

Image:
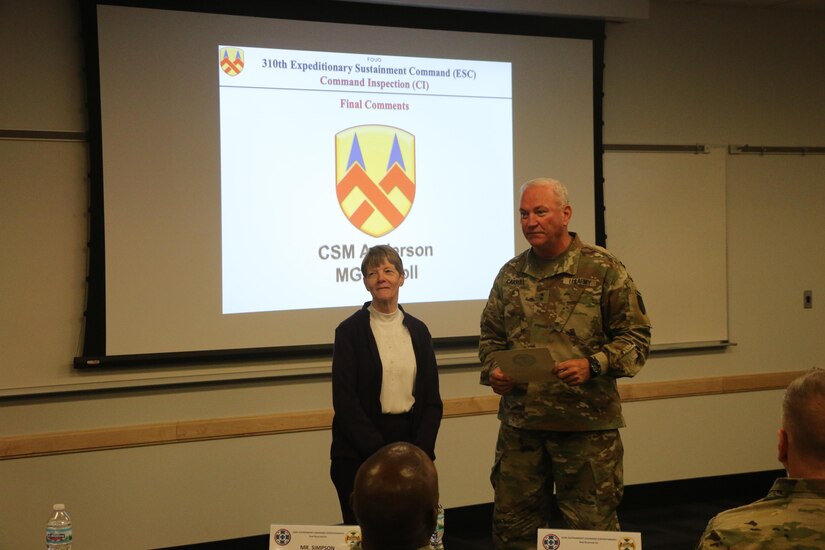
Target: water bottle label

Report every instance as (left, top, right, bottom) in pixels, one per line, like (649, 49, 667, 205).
(46, 526, 73, 543)
(429, 504, 444, 549)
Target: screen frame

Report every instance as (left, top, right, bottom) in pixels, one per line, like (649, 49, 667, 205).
(76, 0, 606, 369)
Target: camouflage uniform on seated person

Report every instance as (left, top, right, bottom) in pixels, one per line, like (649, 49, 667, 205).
(696, 368, 825, 549)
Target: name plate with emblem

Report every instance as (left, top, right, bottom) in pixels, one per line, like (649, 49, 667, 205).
(269, 524, 361, 549)
(537, 528, 641, 550)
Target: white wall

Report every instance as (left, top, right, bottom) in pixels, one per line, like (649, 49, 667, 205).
(602, 0, 825, 475)
(1, 0, 824, 548)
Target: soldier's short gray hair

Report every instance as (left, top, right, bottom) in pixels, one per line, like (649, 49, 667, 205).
(519, 178, 570, 207)
(782, 368, 825, 461)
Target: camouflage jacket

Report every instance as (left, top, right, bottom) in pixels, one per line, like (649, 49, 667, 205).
(479, 233, 651, 431)
(696, 477, 825, 549)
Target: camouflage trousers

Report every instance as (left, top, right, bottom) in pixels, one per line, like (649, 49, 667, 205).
(491, 423, 624, 550)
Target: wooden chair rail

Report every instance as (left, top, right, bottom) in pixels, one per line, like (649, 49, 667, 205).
(0, 371, 802, 461)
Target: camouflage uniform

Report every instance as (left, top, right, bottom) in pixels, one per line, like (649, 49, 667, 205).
(479, 233, 651, 550)
(696, 477, 825, 550)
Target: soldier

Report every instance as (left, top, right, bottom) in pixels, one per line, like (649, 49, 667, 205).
(696, 368, 825, 549)
(351, 442, 440, 550)
(480, 178, 651, 549)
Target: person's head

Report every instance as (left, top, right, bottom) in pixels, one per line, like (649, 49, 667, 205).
(361, 245, 405, 313)
(519, 178, 573, 259)
(778, 368, 825, 478)
(352, 442, 439, 550)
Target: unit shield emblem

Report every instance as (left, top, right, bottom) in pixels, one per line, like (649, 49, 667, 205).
(335, 125, 416, 237)
(219, 47, 245, 76)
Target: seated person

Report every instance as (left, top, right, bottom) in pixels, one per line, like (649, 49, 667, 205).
(351, 441, 439, 550)
(696, 368, 825, 549)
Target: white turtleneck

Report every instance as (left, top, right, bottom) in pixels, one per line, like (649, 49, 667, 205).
(369, 305, 416, 414)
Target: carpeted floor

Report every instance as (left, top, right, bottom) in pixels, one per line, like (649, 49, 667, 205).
(165, 469, 784, 549)
(443, 469, 783, 550)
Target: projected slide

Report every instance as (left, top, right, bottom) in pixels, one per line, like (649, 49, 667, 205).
(219, 46, 514, 314)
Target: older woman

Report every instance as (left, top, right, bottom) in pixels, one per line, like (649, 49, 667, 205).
(330, 245, 442, 525)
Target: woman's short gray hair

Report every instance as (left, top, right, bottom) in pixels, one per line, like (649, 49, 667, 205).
(361, 245, 404, 277)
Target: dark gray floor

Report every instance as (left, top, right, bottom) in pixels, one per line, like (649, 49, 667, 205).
(443, 469, 783, 550)
(164, 469, 783, 550)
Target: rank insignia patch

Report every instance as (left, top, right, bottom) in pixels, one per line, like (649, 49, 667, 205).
(335, 125, 416, 237)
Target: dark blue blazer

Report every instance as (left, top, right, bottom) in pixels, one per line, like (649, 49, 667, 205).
(330, 302, 442, 461)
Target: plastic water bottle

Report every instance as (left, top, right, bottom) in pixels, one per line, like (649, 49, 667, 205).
(46, 504, 72, 549)
(429, 503, 444, 549)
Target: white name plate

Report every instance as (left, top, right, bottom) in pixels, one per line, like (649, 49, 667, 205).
(537, 528, 641, 549)
(269, 524, 361, 550)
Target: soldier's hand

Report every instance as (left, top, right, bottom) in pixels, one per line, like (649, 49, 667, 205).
(490, 367, 516, 395)
(553, 358, 590, 386)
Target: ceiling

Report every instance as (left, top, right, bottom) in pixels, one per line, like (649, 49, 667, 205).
(664, 0, 825, 10)
(348, 0, 825, 19)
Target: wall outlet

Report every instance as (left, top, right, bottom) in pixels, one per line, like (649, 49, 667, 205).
(804, 290, 813, 309)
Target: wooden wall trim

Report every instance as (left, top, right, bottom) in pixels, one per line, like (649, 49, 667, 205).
(0, 371, 802, 461)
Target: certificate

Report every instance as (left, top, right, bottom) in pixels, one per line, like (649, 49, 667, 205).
(537, 528, 642, 549)
(491, 347, 557, 382)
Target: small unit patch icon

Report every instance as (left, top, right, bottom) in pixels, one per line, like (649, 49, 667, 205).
(220, 47, 245, 76)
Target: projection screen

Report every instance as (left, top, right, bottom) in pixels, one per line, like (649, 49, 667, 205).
(76, 1, 604, 367)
